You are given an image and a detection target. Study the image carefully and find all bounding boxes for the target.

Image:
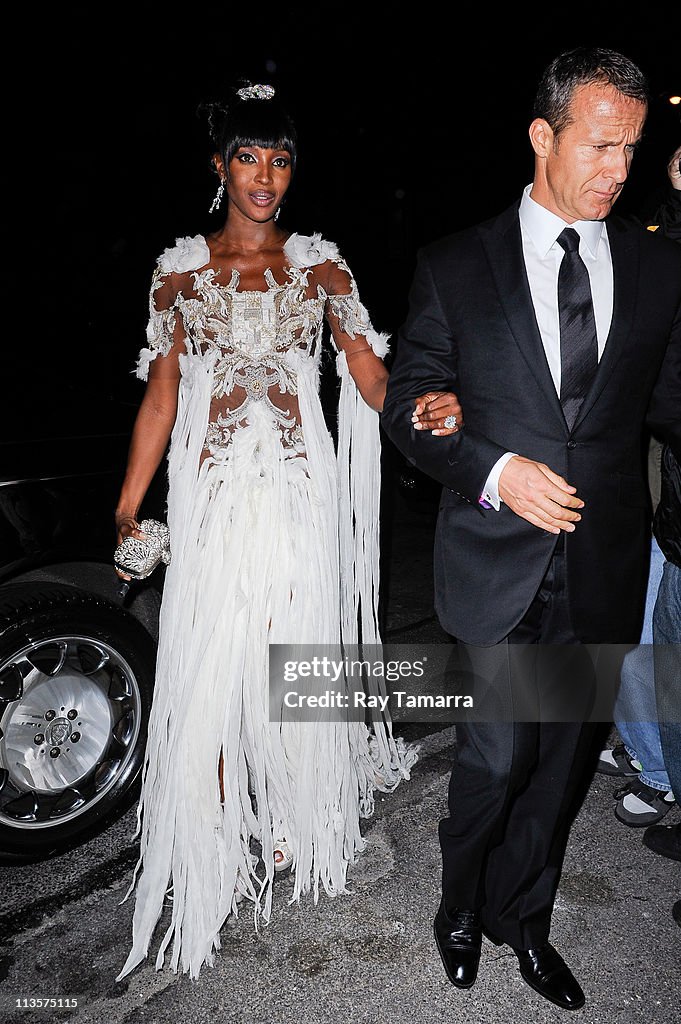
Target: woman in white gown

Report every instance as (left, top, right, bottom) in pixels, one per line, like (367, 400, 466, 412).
(114, 83, 461, 981)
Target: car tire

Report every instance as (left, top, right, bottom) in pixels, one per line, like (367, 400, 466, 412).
(0, 583, 156, 858)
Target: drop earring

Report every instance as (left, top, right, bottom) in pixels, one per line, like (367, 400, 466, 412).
(274, 207, 281, 222)
(209, 179, 225, 214)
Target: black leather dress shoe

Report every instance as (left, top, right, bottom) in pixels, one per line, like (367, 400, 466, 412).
(515, 944, 585, 1010)
(433, 903, 482, 989)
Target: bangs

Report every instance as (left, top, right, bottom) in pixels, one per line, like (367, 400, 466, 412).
(220, 101, 297, 171)
(225, 131, 296, 162)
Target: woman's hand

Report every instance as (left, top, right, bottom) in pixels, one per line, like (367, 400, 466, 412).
(412, 391, 464, 436)
(115, 512, 144, 546)
(114, 513, 145, 580)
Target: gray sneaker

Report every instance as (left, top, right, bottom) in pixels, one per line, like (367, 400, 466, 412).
(597, 743, 641, 777)
(614, 778, 676, 827)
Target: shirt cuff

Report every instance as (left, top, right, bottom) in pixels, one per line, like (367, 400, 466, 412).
(479, 452, 518, 510)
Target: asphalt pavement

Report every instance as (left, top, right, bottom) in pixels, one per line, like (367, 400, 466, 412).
(1, 485, 679, 1024)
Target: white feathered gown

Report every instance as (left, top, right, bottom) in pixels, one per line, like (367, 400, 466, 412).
(115, 232, 416, 981)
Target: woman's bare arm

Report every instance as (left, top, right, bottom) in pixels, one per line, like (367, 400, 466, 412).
(115, 360, 180, 544)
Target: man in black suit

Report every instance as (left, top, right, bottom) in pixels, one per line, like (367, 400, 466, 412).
(382, 47, 681, 1012)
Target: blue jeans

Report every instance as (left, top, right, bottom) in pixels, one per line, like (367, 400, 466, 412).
(616, 538, 671, 792)
(653, 560, 681, 802)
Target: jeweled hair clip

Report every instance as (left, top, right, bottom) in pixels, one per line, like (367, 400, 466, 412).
(237, 84, 275, 101)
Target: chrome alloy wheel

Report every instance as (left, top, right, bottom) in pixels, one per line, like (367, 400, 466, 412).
(0, 635, 142, 830)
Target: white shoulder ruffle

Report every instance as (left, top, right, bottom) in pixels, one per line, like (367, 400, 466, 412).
(284, 232, 340, 269)
(157, 234, 210, 274)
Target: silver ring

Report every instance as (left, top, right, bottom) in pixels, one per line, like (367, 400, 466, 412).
(444, 415, 458, 429)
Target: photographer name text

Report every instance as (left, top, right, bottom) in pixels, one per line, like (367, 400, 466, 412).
(282, 690, 473, 710)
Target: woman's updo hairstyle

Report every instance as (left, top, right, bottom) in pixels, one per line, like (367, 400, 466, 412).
(199, 81, 297, 176)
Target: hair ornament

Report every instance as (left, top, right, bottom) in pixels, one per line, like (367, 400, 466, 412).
(236, 83, 275, 101)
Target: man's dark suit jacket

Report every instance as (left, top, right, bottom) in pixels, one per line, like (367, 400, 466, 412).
(381, 202, 681, 646)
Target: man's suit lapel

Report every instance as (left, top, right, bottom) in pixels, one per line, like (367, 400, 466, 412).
(571, 217, 640, 430)
(480, 207, 641, 434)
(478, 205, 566, 430)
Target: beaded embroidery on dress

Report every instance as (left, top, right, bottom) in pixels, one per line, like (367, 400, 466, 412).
(115, 232, 417, 981)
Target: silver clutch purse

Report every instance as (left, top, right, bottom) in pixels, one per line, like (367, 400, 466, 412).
(114, 519, 171, 581)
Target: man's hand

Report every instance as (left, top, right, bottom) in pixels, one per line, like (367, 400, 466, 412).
(498, 456, 584, 534)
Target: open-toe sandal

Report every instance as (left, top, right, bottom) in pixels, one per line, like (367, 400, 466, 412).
(274, 837, 293, 873)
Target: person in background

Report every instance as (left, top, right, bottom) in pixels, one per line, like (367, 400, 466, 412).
(642, 441, 681, 926)
(643, 144, 681, 241)
(597, 144, 681, 825)
(642, 144, 681, 925)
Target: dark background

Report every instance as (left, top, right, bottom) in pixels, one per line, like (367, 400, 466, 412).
(28, 16, 680, 429)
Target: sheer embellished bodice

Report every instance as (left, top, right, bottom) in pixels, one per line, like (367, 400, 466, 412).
(138, 232, 389, 464)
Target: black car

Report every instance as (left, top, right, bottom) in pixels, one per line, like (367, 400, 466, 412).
(0, 384, 165, 859)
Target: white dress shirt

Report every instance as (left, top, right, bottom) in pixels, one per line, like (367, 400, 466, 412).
(480, 184, 614, 509)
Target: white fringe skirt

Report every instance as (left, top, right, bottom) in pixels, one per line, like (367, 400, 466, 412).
(115, 350, 416, 981)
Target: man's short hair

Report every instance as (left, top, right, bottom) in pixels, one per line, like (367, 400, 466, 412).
(533, 47, 649, 138)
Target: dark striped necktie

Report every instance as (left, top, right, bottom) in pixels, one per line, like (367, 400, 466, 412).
(557, 227, 598, 430)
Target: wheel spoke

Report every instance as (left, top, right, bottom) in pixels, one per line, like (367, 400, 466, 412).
(108, 666, 133, 702)
(3, 790, 39, 822)
(49, 787, 86, 817)
(26, 641, 67, 677)
(75, 642, 109, 676)
(112, 709, 135, 748)
(0, 664, 24, 704)
(94, 759, 121, 791)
